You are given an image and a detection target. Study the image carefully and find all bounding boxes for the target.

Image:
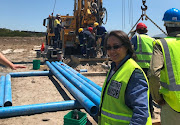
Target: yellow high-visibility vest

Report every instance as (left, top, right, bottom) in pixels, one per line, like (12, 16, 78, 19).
(99, 58, 152, 125)
(136, 34, 154, 68)
(156, 37, 180, 112)
(54, 19, 60, 28)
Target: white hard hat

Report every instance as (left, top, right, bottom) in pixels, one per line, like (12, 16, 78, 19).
(56, 14, 61, 18)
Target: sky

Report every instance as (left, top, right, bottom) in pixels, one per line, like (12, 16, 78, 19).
(0, 0, 179, 37)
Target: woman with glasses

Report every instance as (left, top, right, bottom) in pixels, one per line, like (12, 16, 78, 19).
(98, 30, 152, 125)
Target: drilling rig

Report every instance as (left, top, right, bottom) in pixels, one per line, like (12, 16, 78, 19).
(42, 0, 107, 60)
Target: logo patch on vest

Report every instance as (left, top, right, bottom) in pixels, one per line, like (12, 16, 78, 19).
(107, 80, 122, 99)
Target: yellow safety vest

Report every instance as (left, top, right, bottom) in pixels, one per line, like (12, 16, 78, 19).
(136, 34, 154, 68)
(54, 19, 60, 28)
(155, 37, 180, 112)
(99, 58, 152, 125)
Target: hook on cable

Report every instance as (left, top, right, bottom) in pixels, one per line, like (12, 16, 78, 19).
(141, 0, 147, 11)
(141, 0, 148, 21)
(128, 0, 167, 36)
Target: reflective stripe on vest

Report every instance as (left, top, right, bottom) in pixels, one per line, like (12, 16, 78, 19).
(136, 35, 152, 55)
(101, 110, 131, 122)
(158, 38, 180, 112)
(159, 39, 180, 91)
(135, 34, 153, 67)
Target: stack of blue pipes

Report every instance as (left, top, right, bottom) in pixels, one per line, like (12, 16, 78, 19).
(46, 61, 102, 116)
(0, 61, 102, 118)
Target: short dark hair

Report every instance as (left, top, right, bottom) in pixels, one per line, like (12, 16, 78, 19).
(136, 29, 148, 34)
(104, 30, 136, 60)
(165, 26, 180, 36)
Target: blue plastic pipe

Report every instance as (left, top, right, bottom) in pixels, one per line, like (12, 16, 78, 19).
(0, 100, 82, 118)
(0, 76, 5, 107)
(52, 62, 100, 107)
(46, 61, 98, 116)
(59, 62, 79, 74)
(59, 61, 102, 92)
(9, 71, 51, 77)
(80, 69, 87, 72)
(4, 74, 12, 107)
(56, 62, 101, 97)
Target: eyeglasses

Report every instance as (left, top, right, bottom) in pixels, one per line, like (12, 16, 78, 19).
(106, 44, 124, 50)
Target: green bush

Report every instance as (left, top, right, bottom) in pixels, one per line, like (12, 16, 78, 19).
(0, 28, 45, 37)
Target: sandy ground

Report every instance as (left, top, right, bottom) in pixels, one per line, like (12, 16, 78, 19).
(0, 37, 160, 125)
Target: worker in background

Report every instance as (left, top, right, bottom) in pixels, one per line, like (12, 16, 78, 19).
(93, 22, 107, 58)
(83, 27, 96, 58)
(98, 30, 152, 125)
(149, 8, 180, 125)
(78, 28, 86, 57)
(54, 14, 65, 48)
(0, 52, 26, 70)
(88, 27, 96, 58)
(131, 22, 155, 118)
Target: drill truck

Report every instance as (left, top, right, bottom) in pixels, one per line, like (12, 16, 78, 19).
(42, 0, 107, 60)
